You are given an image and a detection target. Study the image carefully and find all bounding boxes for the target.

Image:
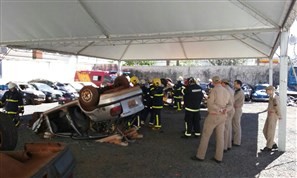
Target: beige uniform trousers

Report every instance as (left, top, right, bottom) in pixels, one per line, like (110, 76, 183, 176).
(263, 113, 278, 148)
(232, 108, 242, 145)
(224, 109, 235, 150)
(196, 113, 226, 161)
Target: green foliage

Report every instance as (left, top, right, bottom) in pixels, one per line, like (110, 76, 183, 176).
(123, 60, 155, 66)
(208, 59, 246, 66)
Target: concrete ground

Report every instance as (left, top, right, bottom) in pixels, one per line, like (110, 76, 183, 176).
(17, 102, 296, 178)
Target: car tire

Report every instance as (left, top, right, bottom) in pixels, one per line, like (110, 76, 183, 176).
(79, 86, 99, 111)
(0, 112, 18, 151)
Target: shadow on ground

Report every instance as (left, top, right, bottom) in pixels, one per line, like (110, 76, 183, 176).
(17, 107, 283, 178)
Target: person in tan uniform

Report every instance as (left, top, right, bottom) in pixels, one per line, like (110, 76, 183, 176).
(221, 79, 235, 152)
(232, 80, 245, 146)
(260, 85, 281, 151)
(191, 76, 233, 163)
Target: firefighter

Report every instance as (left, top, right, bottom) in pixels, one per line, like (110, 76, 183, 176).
(173, 76, 185, 111)
(181, 77, 204, 138)
(149, 78, 164, 130)
(128, 76, 141, 128)
(140, 79, 152, 126)
(0, 82, 24, 127)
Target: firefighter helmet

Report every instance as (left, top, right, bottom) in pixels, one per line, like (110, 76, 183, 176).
(8, 82, 16, 89)
(140, 79, 146, 85)
(130, 76, 139, 85)
(152, 78, 161, 86)
(177, 76, 183, 81)
(187, 77, 196, 85)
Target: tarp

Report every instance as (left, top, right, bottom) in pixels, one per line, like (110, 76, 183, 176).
(0, 0, 296, 61)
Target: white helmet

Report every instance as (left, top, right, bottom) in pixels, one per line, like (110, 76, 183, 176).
(177, 76, 183, 81)
(8, 82, 16, 89)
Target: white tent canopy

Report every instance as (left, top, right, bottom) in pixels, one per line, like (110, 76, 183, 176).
(0, 0, 296, 61)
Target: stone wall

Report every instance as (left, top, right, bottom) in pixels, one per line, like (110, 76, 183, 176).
(122, 65, 280, 85)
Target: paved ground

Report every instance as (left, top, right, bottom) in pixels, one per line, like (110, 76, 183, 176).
(17, 102, 296, 178)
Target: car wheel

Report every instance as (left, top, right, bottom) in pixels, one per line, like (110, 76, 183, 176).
(0, 112, 18, 151)
(79, 86, 99, 111)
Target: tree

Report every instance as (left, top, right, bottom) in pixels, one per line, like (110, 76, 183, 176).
(208, 59, 246, 66)
(123, 60, 155, 66)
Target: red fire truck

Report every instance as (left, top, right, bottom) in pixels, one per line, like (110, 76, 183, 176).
(74, 70, 113, 87)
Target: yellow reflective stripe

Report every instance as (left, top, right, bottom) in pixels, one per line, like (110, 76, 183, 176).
(174, 96, 183, 99)
(155, 114, 161, 128)
(185, 133, 191, 136)
(6, 99, 18, 102)
(185, 107, 200, 112)
(152, 106, 163, 109)
(154, 94, 163, 96)
(18, 106, 24, 108)
(7, 111, 17, 114)
(181, 89, 185, 95)
(177, 102, 181, 110)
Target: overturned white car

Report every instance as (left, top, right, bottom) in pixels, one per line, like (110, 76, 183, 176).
(31, 76, 144, 139)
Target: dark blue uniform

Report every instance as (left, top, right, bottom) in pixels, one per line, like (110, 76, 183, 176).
(1, 89, 24, 126)
(149, 86, 164, 129)
(173, 81, 185, 110)
(182, 83, 203, 137)
(140, 84, 151, 124)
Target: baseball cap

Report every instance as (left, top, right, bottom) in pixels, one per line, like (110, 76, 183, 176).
(221, 79, 229, 84)
(266, 85, 275, 91)
(212, 76, 221, 82)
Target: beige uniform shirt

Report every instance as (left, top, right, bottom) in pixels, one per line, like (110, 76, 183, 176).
(267, 94, 281, 118)
(234, 88, 245, 109)
(207, 85, 233, 113)
(225, 85, 235, 112)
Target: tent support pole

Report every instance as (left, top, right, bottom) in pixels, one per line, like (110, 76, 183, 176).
(278, 31, 288, 151)
(269, 57, 273, 85)
(117, 60, 122, 76)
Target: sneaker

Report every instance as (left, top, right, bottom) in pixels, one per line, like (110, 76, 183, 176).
(140, 121, 145, 125)
(272, 144, 278, 149)
(260, 147, 272, 152)
(148, 123, 154, 127)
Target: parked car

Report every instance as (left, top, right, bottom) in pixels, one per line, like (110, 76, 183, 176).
(241, 83, 254, 101)
(0, 84, 8, 100)
(275, 85, 297, 98)
(30, 80, 78, 103)
(14, 82, 46, 105)
(30, 82, 63, 103)
(251, 84, 270, 102)
(55, 82, 79, 98)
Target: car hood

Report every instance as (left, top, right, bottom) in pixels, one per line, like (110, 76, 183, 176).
(253, 90, 268, 96)
(23, 89, 46, 96)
